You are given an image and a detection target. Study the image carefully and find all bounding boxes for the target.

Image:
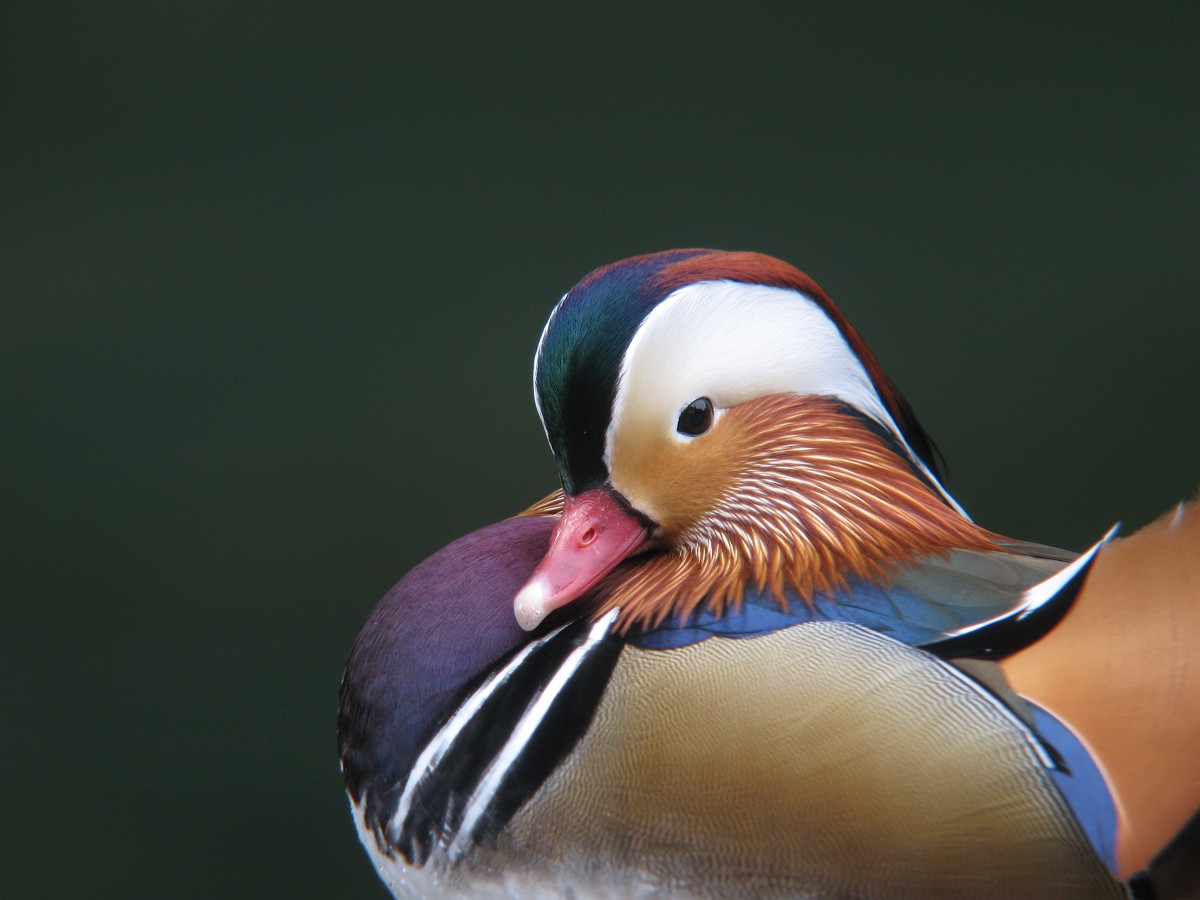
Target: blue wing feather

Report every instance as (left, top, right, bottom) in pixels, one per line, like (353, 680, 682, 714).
(628, 548, 1070, 651)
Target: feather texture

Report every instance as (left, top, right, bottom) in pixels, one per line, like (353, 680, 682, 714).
(1001, 497, 1200, 880)
(450, 621, 1125, 898)
(598, 395, 995, 631)
(341, 249, 1196, 897)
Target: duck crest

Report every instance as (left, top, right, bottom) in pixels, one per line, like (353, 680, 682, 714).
(536, 249, 945, 493)
(553, 395, 995, 632)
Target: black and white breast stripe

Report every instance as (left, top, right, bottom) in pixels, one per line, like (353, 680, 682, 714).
(388, 609, 622, 866)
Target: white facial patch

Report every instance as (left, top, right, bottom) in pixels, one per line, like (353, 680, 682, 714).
(605, 280, 963, 513)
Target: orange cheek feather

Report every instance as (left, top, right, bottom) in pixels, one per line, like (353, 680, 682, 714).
(609, 414, 744, 543)
(602, 394, 997, 631)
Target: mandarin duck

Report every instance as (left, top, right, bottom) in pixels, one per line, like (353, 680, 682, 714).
(338, 250, 1200, 898)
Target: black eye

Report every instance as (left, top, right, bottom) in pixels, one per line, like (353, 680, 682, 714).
(676, 397, 714, 436)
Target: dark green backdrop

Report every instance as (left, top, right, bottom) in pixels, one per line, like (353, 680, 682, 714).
(4, 3, 1196, 898)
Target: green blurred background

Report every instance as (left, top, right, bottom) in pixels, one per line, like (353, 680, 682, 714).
(3, 3, 1196, 897)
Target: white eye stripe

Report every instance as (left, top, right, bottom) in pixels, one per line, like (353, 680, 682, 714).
(605, 279, 965, 515)
(608, 279, 887, 443)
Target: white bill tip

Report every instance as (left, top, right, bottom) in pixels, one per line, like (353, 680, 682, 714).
(513, 577, 551, 631)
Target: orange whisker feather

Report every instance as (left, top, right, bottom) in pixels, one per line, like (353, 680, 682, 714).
(592, 395, 997, 631)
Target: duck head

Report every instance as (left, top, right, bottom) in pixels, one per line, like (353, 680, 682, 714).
(515, 249, 990, 631)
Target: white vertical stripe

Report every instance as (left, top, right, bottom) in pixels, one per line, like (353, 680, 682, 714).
(446, 609, 619, 861)
(388, 623, 569, 843)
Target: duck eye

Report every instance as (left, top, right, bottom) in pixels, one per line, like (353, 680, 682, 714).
(676, 397, 714, 436)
